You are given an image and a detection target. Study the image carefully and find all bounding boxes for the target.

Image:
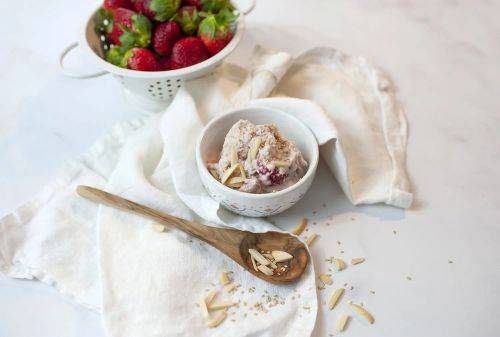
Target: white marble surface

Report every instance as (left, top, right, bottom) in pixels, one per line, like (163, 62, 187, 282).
(1, 0, 500, 336)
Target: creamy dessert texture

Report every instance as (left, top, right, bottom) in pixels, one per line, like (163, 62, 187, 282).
(207, 120, 308, 193)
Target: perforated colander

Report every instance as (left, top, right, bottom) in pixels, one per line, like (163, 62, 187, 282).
(59, 1, 254, 112)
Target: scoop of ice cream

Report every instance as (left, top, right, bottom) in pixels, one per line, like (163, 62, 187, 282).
(209, 119, 308, 193)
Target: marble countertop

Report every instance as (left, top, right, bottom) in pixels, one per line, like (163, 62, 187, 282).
(1, 0, 499, 336)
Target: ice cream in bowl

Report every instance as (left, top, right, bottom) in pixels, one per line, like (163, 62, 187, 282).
(196, 107, 319, 217)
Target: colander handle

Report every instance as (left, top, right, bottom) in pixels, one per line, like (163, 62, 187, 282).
(59, 42, 108, 79)
(241, 0, 256, 15)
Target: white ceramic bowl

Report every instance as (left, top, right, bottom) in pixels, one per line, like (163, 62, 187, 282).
(196, 107, 319, 217)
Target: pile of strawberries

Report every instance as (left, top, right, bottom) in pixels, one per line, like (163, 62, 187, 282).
(96, 0, 237, 71)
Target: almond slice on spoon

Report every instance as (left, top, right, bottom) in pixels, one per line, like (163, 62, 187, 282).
(271, 250, 293, 262)
(248, 249, 271, 266)
(257, 265, 274, 276)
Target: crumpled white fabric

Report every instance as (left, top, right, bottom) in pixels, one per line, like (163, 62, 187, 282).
(0, 46, 412, 337)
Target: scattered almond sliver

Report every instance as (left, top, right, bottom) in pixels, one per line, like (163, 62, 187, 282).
(350, 303, 375, 324)
(199, 296, 209, 319)
(206, 310, 227, 328)
(271, 250, 293, 262)
(221, 163, 240, 185)
(292, 218, 307, 235)
(333, 258, 346, 271)
(224, 283, 238, 293)
(351, 257, 365, 265)
(248, 249, 271, 266)
(219, 271, 231, 285)
(306, 233, 318, 246)
(257, 264, 274, 276)
(152, 223, 166, 233)
(208, 301, 236, 311)
(336, 313, 350, 332)
(328, 288, 344, 310)
(319, 274, 333, 285)
(205, 290, 218, 305)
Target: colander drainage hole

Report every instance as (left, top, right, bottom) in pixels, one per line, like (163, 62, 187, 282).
(177, 85, 181, 88)
(149, 85, 154, 88)
(148, 89, 152, 92)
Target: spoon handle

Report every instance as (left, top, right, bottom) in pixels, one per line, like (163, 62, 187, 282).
(76, 185, 218, 244)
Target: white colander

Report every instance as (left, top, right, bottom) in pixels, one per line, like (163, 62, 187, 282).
(59, 1, 254, 112)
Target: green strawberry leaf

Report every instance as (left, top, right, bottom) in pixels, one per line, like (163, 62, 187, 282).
(106, 47, 125, 67)
(118, 15, 152, 52)
(199, 15, 217, 39)
(150, 0, 181, 22)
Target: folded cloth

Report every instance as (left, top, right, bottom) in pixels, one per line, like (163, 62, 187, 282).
(0, 46, 412, 337)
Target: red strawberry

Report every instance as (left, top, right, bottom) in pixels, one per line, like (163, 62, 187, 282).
(197, 8, 237, 56)
(182, 0, 201, 10)
(103, 0, 132, 10)
(171, 6, 199, 35)
(170, 37, 208, 69)
(108, 8, 152, 50)
(257, 161, 289, 186)
(123, 48, 161, 71)
(158, 57, 172, 70)
(152, 21, 182, 56)
(133, 0, 181, 22)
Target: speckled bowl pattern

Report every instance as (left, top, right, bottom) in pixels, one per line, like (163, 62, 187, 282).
(196, 107, 319, 217)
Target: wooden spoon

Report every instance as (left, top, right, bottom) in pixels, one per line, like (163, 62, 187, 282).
(77, 185, 308, 285)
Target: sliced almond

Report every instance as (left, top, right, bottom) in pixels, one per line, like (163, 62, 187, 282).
(319, 274, 333, 285)
(248, 249, 271, 266)
(228, 177, 245, 185)
(270, 261, 278, 269)
(224, 283, 238, 293)
(250, 255, 258, 271)
(271, 160, 290, 168)
(152, 223, 166, 233)
(292, 218, 307, 235)
(262, 253, 274, 260)
(336, 313, 350, 332)
(219, 271, 231, 285)
(206, 310, 227, 328)
(208, 301, 236, 311)
(271, 250, 294, 263)
(205, 290, 218, 305)
(257, 264, 274, 276)
(199, 296, 209, 319)
(350, 303, 374, 324)
(306, 233, 318, 246)
(249, 137, 261, 161)
(328, 288, 344, 310)
(230, 146, 238, 167)
(351, 257, 365, 265)
(333, 258, 346, 271)
(208, 167, 219, 179)
(239, 165, 246, 179)
(221, 163, 240, 185)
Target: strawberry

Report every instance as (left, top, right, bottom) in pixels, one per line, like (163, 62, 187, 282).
(107, 8, 152, 51)
(152, 21, 182, 56)
(122, 48, 161, 71)
(158, 57, 172, 70)
(170, 37, 208, 69)
(103, 0, 132, 10)
(257, 161, 289, 186)
(197, 8, 237, 55)
(171, 6, 199, 36)
(133, 0, 181, 22)
(182, 0, 201, 10)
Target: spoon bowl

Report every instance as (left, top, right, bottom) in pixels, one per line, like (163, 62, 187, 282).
(76, 185, 308, 284)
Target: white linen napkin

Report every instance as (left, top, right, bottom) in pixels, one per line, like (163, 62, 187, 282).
(0, 46, 412, 337)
